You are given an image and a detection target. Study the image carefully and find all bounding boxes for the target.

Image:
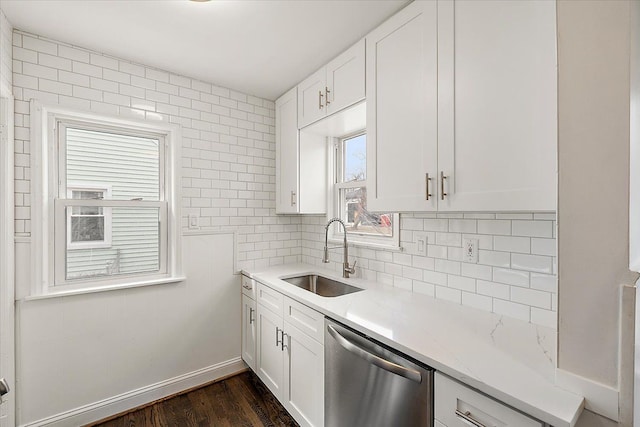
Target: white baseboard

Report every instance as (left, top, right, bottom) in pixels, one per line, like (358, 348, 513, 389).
(555, 368, 619, 422)
(21, 357, 246, 427)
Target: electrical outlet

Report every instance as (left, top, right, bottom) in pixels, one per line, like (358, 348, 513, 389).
(188, 214, 199, 230)
(415, 233, 428, 256)
(463, 238, 478, 263)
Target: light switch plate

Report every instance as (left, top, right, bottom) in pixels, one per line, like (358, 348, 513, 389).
(188, 214, 199, 230)
(415, 232, 428, 256)
(463, 238, 478, 263)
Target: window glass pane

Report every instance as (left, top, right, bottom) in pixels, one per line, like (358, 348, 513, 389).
(71, 216, 104, 242)
(343, 134, 366, 182)
(340, 187, 392, 237)
(66, 127, 160, 201)
(66, 206, 160, 280)
(72, 206, 103, 215)
(72, 190, 103, 200)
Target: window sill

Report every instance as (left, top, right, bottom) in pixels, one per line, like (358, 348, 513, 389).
(328, 237, 403, 252)
(22, 276, 186, 301)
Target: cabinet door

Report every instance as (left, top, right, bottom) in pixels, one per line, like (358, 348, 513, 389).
(298, 131, 327, 214)
(241, 294, 257, 371)
(366, 1, 439, 212)
(283, 321, 324, 427)
(256, 304, 284, 399)
(275, 87, 299, 214)
(326, 39, 365, 116)
(298, 68, 327, 128)
(437, 0, 557, 211)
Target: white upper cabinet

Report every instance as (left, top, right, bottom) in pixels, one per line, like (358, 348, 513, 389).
(275, 87, 300, 214)
(366, 1, 439, 212)
(276, 87, 327, 215)
(297, 68, 327, 130)
(366, 0, 557, 212)
(298, 40, 365, 129)
(437, 0, 557, 211)
(326, 39, 366, 116)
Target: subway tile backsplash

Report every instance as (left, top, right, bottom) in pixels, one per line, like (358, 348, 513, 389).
(301, 212, 557, 328)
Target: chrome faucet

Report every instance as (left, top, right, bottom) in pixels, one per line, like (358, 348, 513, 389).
(323, 218, 357, 278)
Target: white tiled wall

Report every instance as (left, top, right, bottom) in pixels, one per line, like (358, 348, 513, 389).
(301, 212, 557, 328)
(0, 10, 11, 91)
(11, 29, 557, 328)
(11, 30, 301, 270)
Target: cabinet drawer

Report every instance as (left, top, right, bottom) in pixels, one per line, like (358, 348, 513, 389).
(257, 282, 284, 315)
(435, 373, 543, 427)
(284, 296, 324, 344)
(241, 275, 256, 299)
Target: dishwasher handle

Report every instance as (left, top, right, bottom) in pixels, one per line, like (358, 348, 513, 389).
(327, 324, 422, 383)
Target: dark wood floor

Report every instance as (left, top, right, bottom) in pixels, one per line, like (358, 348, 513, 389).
(88, 371, 299, 427)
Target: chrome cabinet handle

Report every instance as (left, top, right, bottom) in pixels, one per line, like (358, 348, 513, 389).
(440, 171, 448, 200)
(290, 191, 296, 206)
(319, 90, 324, 109)
(242, 284, 252, 290)
(249, 307, 254, 324)
(455, 409, 486, 427)
(281, 332, 289, 351)
(425, 173, 432, 200)
(276, 327, 282, 347)
(325, 86, 331, 105)
(327, 324, 422, 383)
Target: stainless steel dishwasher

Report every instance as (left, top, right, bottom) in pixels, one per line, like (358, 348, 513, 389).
(325, 318, 434, 427)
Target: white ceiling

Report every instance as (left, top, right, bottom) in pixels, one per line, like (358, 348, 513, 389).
(1, 0, 409, 100)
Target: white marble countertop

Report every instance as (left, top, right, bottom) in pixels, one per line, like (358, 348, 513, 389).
(244, 263, 584, 427)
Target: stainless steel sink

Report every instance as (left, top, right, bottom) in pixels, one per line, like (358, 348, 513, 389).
(283, 275, 363, 297)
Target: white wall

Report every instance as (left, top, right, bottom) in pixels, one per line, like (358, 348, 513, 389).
(17, 232, 240, 425)
(557, 0, 638, 424)
(0, 9, 11, 91)
(302, 212, 558, 328)
(0, 8, 14, 427)
(10, 31, 301, 425)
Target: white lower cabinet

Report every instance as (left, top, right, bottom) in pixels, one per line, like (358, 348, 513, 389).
(241, 294, 257, 371)
(283, 320, 324, 427)
(435, 373, 544, 427)
(256, 303, 285, 397)
(253, 283, 324, 427)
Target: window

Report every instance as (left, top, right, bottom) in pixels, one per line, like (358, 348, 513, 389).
(31, 102, 183, 293)
(331, 133, 399, 247)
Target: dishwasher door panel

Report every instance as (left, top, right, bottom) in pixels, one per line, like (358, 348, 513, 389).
(325, 319, 434, 427)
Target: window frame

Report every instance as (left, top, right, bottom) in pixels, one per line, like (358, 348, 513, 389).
(329, 131, 400, 249)
(30, 101, 183, 296)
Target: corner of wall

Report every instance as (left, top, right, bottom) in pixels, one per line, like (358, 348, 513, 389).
(0, 7, 13, 93)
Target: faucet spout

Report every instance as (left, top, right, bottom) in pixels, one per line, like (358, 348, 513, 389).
(323, 218, 357, 278)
